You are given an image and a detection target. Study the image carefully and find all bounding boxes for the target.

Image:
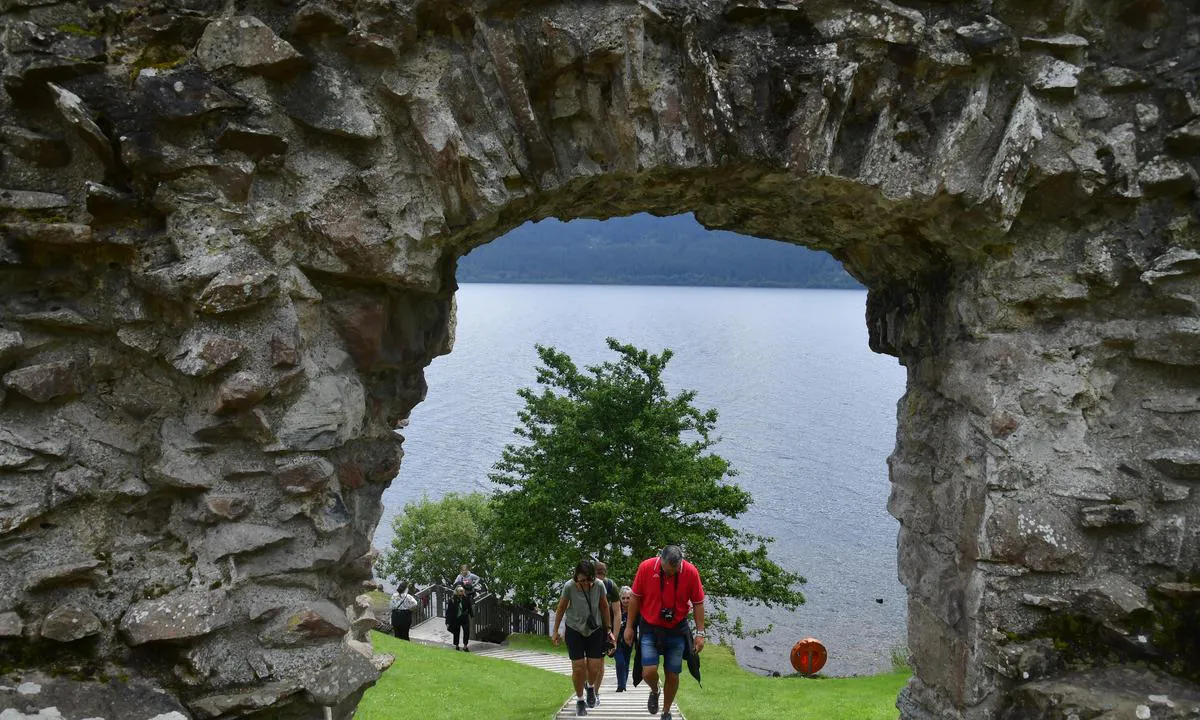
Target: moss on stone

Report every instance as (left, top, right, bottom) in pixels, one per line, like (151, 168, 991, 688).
(55, 23, 101, 38)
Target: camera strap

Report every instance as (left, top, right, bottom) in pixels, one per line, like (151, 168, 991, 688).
(658, 559, 680, 608)
(580, 582, 599, 628)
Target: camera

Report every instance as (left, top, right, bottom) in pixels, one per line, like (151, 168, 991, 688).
(585, 615, 599, 631)
(659, 607, 675, 622)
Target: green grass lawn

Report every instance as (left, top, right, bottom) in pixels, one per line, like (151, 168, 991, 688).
(358, 633, 908, 720)
(354, 632, 567, 720)
(505, 632, 568, 655)
(675, 644, 908, 720)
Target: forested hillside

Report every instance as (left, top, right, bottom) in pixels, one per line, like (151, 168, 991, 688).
(457, 213, 860, 288)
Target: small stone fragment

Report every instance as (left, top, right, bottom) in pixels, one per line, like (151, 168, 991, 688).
(26, 559, 104, 591)
(1098, 66, 1148, 91)
(196, 268, 278, 314)
(171, 335, 244, 377)
(0, 189, 70, 211)
(40, 603, 102, 642)
(1073, 575, 1150, 624)
(1027, 56, 1080, 95)
(1020, 34, 1089, 50)
(955, 16, 1017, 56)
(1080, 502, 1147, 527)
(1166, 119, 1200, 154)
(200, 494, 255, 522)
(0, 125, 71, 166)
(1156, 582, 1200, 598)
(1136, 103, 1160, 131)
(1, 223, 93, 245)
(1138, 155, 1198, 197)
(0, 329, 23, 366)
(274, 455, 335, 494)
(117, 327, 161, 355)
(47, 82, 117, 171)
(1146, 448, 1200, 479)
(0, 611, 23, 637)
(215, 371, 272, 414)
(217, 124, 289, 157)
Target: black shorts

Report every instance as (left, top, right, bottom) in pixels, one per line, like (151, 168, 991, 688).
(565, 627, 606, 660)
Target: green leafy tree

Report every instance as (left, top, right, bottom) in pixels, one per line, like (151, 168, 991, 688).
(489, 338, 805, 628)
(376, 492, 498, 591)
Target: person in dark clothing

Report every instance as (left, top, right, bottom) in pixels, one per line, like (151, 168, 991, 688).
(447, 584, 474, 651)
(614, 585, 635, 692)
(390, 581, 417, 640)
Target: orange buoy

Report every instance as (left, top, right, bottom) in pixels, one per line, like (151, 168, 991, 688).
(790, 637, 827, 675)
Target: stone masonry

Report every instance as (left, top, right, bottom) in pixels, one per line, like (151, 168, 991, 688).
(0, 1, 1199, 718)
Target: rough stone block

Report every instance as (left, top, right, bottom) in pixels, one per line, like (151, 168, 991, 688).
(0, 611, 23, 637)
(2, 361, 80, 403)
(214, 371, 272, 414)
(196, 16, 304, 75)
(120, 589, 232, 645)
(274, 455, 335, 494)
(40, 604, 102, 642)
(1079, 502, 1147, 528)
(199, 494, 255, 522)
(0, 125, 71, 166)
(283, 65, 378, 139)
(303, 648, 382, 706)
(204, 523, 293, 560)
(196, 269, 279, 315)
(0, 189, 70, 211)
(170, 334, 245, 377)
(135, 67, 244, 120)
(258, 600, 349, 647)
(26, 559, 104, 591)
(1147, 448, 1200, 479)
(1138, 155, 1198, 197)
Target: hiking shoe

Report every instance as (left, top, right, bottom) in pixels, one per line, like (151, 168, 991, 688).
(585, 684, 596, 708)
(576, 699, 587, 716)
(648, 690, 660, 715)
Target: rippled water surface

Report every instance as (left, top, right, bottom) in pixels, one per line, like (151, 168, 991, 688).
(376, 283, 908, 676)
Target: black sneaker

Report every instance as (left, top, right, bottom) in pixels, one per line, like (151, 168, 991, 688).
(576, 698, 587, 716)
(585, 684, 596, 708)
(648, 690, 659, 715)
(661, 714, 672, 720)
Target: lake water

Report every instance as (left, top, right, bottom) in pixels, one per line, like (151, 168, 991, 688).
(375, 283, 909, 676)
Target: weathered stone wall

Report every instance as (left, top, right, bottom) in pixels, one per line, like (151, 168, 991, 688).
(0, 0, 1198, 718)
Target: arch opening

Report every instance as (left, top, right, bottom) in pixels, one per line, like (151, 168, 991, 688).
(0, 0, 1198, 719)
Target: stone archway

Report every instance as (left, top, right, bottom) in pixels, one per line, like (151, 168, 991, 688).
(1, 1, 1198, 718)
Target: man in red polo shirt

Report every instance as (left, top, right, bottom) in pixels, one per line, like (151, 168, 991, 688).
(622, 545, 706, 720)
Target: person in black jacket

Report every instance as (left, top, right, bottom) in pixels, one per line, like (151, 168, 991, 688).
(447, 584, 474, 651)
(613, 585, 635, 692)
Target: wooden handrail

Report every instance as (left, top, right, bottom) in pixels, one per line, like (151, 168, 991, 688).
(408, 582, 550, 639)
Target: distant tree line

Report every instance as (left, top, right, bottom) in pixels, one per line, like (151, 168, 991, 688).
(457, 214, 861, 289)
